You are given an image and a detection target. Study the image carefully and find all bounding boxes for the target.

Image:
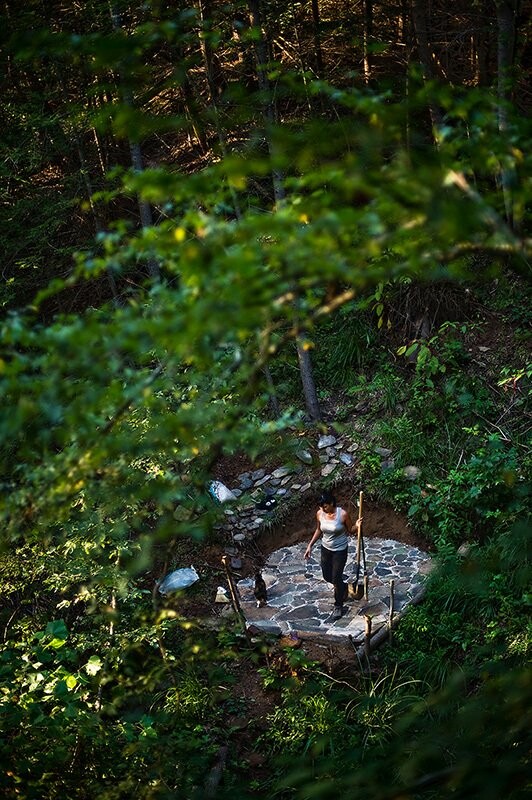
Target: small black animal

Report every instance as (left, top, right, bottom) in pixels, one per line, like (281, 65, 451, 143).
(253, 570, 268, 608)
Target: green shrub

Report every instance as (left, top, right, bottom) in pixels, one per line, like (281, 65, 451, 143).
(408, 435, 524, 545)
(385, 518, 531, 686)
(261, 691, 350, 756)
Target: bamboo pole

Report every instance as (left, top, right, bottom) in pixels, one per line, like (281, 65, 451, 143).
(360, 490, 369, 600)
(353, 490, 364, 599)
(389, 579, 395, 645)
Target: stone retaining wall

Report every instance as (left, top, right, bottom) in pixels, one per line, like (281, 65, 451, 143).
(214, 433, 359, 544)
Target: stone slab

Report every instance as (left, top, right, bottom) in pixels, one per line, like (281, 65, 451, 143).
(236, 538, 432, 642)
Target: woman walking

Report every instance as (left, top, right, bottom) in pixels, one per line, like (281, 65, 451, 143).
(304, 490, 359, 620)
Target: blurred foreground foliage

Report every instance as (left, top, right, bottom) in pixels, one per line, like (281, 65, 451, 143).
(0, 14, 531, 799)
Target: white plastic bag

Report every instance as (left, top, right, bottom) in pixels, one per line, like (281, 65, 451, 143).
(215, 586, 231, 604)
(208, 480, 237, 503)
(158, 566, 200, 596)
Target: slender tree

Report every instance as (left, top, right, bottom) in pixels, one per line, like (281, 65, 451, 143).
(496, 0, 520, 228)
(410, 0, 444, 133)
(248, 0, 321, 421)
(310, 0, 324, 78)
(363, 0, 373, 85)
(109, 2, 160, 279)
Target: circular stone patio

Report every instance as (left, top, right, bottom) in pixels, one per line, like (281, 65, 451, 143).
(236, 538, 433, 643)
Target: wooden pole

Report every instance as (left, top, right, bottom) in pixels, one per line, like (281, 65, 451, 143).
(221, 555, 242, 614)
(364, 614, 372, 661)
(360, 490, 369, 600)
(221, 556, 252, 645)
(389, 579, 395, 645)
(352, 490, 364, 599)
(355, 586, 427, 661)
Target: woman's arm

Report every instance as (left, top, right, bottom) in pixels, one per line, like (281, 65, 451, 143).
(342, 509, 361, 535)
(304, 513, 322, 559)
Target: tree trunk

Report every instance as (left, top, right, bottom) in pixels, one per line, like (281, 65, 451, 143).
(109, 2, 160, 279)
(197, 1, 241, 219)
(397, 0, 408, 44)
(76, 137, 120, 305)
(497, 0, 519, 228)
(296, 337, 321, 422)
(263, 365, 281, 417)
(311, 0, 324, 78)
(180, 65, 208, 152)
(474, 2, 491, 87)
(248, 0, 285, 203)
(249, 0, 320, 419)
(363, 0, 373, 86)
(410, 0, 444, 134)
(198, 0, 226, 101)
(53, 60, 120, 304)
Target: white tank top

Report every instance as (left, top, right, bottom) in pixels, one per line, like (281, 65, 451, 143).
(318, 507, 348, 551)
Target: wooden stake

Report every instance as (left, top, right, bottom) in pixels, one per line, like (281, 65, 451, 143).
(221, 555, 252, 645)
(221, 555, 242, 614)
(364, 614, 372, 661)
(354, 586, 427, 662)
(389, 579, 395, 645)
(359, 490, 369, 600)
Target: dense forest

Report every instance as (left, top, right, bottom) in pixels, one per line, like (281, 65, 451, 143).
(0, 1, 530, 798)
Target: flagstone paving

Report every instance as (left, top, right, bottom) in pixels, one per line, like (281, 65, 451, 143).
(236, 538, 433, 643)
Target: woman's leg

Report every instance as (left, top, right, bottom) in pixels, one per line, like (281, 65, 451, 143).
(321, 546, 348, 607)
(321, 545, 333, 583)
(331, 548, 348, 607)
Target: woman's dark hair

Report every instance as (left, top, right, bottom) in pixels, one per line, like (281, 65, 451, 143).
(318, 490, 336, 507)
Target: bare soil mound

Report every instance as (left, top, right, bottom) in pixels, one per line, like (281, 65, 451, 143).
(256, 482, 431, 558)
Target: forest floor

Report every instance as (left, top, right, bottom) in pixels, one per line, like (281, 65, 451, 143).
(164, 466, 429, 634)
(157, 451, 432, 779)
(151, 293, 529, 779)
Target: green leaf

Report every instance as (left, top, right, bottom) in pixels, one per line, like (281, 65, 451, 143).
(48, 637, 67, 650)
(65, 674, 77, 690)
(45, 620, 68, 640)
(85, 655, 103, 676)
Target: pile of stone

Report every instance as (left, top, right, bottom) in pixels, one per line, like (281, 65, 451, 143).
(214, 433, 361, 545)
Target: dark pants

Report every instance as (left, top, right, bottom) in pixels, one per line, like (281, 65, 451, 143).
(321, 545, 348, 607)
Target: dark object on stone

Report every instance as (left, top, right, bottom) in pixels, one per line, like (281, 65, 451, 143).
(253, 571, 268, 607)
(255, 492, 277, 511)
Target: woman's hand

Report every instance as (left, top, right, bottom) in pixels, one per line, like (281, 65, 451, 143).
(306, 520, 321, 557)
(349, 517, 363, 534)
